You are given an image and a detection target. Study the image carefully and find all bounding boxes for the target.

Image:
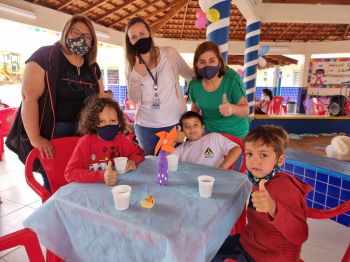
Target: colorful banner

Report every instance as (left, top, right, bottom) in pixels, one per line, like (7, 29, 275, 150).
(308, 58, 350, 88)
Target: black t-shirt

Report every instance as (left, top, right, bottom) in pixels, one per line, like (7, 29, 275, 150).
(56, 52, 100, 122)
(25, 47, 101, 123)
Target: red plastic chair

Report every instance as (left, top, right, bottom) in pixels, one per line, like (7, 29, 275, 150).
(25, 137, 79, 262)
(0, 107, 18, 160)
(267, 96, 285, 115)
(0, 228, 45, 262)
(345, 99, 350, 116)
(221, 200, 350, 262)
(25, 136, 80, 203)
(221, 133, 247, 235)
(124, 97, 137, 110)
(305, 200, 350, 262)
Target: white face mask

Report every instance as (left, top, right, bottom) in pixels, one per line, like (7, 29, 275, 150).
(262, 94, 269, 100)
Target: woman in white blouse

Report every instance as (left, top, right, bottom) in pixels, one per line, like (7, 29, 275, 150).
(125, 17, 192, 155)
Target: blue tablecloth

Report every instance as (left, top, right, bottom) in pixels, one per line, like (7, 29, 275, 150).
(24, 157, 251, 262)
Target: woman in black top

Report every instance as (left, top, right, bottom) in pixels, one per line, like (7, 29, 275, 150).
(7, 15, 103, 189)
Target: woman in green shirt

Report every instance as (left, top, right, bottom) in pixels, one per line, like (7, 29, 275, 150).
(189, 41, 249, 138)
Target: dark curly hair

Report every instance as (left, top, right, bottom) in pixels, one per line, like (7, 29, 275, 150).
(78, 95, 126, 135)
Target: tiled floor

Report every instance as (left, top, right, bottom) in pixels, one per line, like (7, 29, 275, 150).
(0, 147, 349, 262)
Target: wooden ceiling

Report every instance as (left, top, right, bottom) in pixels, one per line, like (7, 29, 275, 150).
(228, 55, 298, 68)
(262, 0, 350, 4)
(26, 0, 350, 42)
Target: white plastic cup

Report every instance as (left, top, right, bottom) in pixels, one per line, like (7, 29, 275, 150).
(114, 157, 128, 174)
(111, 185, 131, 210)
(197, 175, 215, 198)
(167, 155, 179, 171)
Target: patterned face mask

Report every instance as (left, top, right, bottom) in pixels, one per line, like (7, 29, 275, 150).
(247, 164, 280, 186)
(66, 36, 91, 56)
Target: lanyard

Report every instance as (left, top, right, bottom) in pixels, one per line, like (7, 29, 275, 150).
(138, 55, 158, 91)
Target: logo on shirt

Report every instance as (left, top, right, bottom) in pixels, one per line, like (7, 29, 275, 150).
(204, 147, 214, 158)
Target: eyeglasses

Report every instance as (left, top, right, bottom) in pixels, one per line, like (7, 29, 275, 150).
(70, 28, 93, 42)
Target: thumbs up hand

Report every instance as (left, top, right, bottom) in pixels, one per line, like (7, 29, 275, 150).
(251, 179, 277, 218)
(175, 125, 186, 144)
(104, 161, 118, 186)
(134, 56, 147, 77)
(219, 94, 234, 117)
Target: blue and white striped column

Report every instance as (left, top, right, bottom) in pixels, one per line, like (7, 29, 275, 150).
(206, 0, 231, 63)
(243, 20, 261, 115)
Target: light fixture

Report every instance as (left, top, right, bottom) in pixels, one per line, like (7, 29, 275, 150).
(96, 31, 110, 39)
(0, 3, 36, 19)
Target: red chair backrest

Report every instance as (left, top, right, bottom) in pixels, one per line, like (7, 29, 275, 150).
(0, 107, 18, 136)
(124, 98, 137, 110)
(220, 133, 246, 173)
(345, 99, 350, 116)
(0, 228, 45, 262)
(25, 136, 80, 202)
(268, 96, 284, 115)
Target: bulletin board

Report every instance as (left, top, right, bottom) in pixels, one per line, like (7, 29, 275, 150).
(308, 58, 350, 88)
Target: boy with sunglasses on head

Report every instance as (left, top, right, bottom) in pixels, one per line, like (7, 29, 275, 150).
(213, 125, 312, 262)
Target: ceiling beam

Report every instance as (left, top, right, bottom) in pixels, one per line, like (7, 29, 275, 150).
(80, 0, 107, 15)
(321, 26, 345, 41)
(290, 24, 311, 40)
(275, 24, 292, 40)
(233, 0, 259, 21)
(109, 0, 161, 27)
(144, 0, 186, 20)
(180, 1, 190, 39)
(95, 0, 135, 22)
(150, 0, 188, 34)
(343, 24, 350, 39)
(57, 0, 75, 11)
(259, 3, 350, 23)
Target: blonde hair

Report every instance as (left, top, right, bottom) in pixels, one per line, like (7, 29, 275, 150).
(59, 14, 98, 64)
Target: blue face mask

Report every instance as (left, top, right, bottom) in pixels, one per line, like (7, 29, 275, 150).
(197, 65, 221, 80)
(96, 125, 121, 141)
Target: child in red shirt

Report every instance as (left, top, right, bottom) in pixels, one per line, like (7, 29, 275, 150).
(65, 96, 145, 186)
(213, 125, 312, 262)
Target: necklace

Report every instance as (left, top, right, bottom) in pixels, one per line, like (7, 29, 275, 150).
(77, 66, 80, 76)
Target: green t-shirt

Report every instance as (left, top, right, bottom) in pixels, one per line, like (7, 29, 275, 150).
(188, 68, 249, 137)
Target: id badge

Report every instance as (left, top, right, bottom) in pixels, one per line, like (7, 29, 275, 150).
(152, 96, 160, 109)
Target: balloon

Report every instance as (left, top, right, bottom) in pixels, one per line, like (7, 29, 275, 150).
(236, 69, 244, 78)
(195, 15, 208, 29)
(258, 57, 267, 67)
(259, 45, 270, 56)
(196, 9, 205, 19)
(206, 8, 220, 23)
(199, 0, 210, 12)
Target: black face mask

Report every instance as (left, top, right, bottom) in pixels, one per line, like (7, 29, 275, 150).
(96, 125, 121, 141)
(132, 37, 152, 54)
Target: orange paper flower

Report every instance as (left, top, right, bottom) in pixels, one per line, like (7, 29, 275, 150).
(154, 127, 177, 155)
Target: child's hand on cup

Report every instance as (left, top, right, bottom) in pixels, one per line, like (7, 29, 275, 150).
(251, 179, 277, 218)
(125, 159, 136, 172)
(104, 161, 118, 186)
